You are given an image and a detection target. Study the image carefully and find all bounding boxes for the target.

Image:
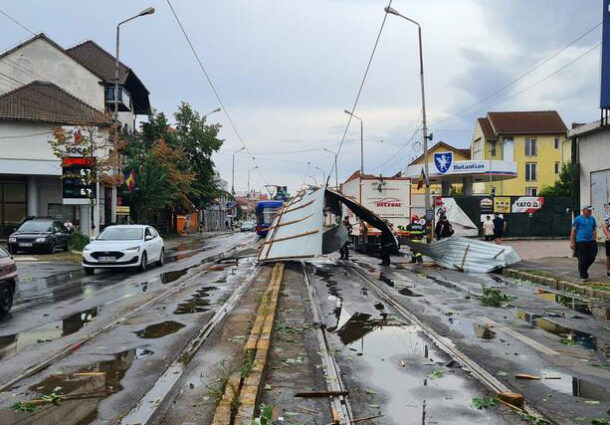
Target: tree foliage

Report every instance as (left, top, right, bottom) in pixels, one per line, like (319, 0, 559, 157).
(123, 102, 224, 222)
(539, 162, 578, 197)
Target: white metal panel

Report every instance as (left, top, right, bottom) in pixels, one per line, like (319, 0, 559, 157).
(257, 187, 325, 262)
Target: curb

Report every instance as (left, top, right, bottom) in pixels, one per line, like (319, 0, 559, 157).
(504, 268, 610, 304)
(211, 262, 284, 425)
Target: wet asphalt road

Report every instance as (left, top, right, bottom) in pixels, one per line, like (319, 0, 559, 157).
(0, 232, 258, 425)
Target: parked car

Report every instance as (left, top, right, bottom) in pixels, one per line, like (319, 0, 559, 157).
(0, 246, 18, 315)
(8, 218, 70, 254)
(240, 221, 256, 232)
(82, 225, 164, 275)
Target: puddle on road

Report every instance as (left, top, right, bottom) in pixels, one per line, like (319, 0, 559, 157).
(338, 322, 509, 424)
(1, 347, 153, 425)
(0, 307, 98, 361)
(532, 369, 610, 401)
(534, 317, 597, 350)
(536, 289, 595, 316)
(135, 320, 185, 339)
(174, 286, 217, 314)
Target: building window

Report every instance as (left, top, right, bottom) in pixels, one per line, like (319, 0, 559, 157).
(490, 141, 496, 157)
(525, 138, 537, 156)
(473, 138, 482, 159)
(554, 162, 560, 174)
(525, 163, 537, 181)
(554, 137, 559, 149)
(526, 187, 537, 196)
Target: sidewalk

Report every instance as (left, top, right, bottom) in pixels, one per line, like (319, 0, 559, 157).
(506, 240, 608, 283)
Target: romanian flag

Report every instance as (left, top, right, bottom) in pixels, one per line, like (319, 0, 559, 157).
(125, 170, 136, 193)
(417, 169, 425, 190)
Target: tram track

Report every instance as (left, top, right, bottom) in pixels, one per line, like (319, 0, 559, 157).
(346, 262, 554, 425)
(0, 241, 252, 395)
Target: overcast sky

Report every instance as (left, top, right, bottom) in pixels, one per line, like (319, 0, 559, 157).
(0, 0, 603, 194)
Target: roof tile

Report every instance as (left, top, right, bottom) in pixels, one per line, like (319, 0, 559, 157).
(487, 111, 567, 135)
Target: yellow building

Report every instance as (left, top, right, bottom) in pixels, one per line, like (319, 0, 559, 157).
(409, 141, 470, 195)
(471, 111, 570, 196)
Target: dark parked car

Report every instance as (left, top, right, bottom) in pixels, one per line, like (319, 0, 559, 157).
(0, 247, 17, 314)
(8, 218, 70, 254)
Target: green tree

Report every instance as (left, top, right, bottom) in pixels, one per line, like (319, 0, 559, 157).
(539, 162, 579, 197)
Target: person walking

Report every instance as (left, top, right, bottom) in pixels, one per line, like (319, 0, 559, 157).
(482, 216, 494, 241)
(603, 210, 610, 278)
(435, 215, 454, 240)
(570, 205, 598, 282)
(339, 216, 353, 260)
(406, 215, 425, 263)
(492, 213, 507, 245)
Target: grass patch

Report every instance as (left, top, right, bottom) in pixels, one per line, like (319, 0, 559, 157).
(471, 397, 497, 409)
(426, 370, 445, 380)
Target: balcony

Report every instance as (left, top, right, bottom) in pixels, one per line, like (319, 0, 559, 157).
(105, 85, 132, 112)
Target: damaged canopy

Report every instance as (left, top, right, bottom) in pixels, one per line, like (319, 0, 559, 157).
(257, 186, 398, 262)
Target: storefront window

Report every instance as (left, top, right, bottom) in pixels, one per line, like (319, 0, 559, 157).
(0, 181, 26, 238)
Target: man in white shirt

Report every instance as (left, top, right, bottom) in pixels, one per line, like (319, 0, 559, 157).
(482, 215, 494, 242)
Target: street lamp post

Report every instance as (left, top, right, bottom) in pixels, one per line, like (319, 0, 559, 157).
(112, 6, 155, 224)
(323, 148, 339, 189)
(314, 166, 326, 186)
(385, 6, 432, 242)
(232, 147, 245, 195)
(247, 166, 258, 196)
(344, 110, 364, 174)
(203, 107, 221, 120)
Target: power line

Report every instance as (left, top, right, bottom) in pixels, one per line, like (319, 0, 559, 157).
(330, 0, 394, 184)
(0, 8, 34, 35)
(369, 122, 421, 172)
(165, 0, 270, 190)
(434, 22, 602, 128)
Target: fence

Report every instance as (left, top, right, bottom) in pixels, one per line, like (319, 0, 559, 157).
(451, 196, 572, 238)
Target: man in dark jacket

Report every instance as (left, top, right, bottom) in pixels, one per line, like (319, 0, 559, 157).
(340, 216, 353, 260)
(435, 215, 453, 240)
(379, 230, 395, 266)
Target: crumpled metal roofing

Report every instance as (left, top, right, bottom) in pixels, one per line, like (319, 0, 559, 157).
(403, 237, 520, 273)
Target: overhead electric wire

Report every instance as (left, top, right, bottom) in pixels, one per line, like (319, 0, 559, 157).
(433, 21, 602, 128)
(370, 122, 421, 172)
(329, 0, 394, 185)
(0, 8, 34, 35)
(165, 0, 270, 192)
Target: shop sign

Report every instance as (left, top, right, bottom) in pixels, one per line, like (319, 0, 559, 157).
(512, 197, 544, 213)
(494, 197, 511, 214)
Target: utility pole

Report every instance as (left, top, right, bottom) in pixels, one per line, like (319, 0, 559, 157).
(232, 147, 245, 194)
(344, 110, 364, 174)
(385, 6, 432, 242)
(113, 7, 155, 224)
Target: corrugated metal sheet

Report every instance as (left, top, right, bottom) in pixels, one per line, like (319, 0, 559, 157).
(403, 237, 520, 273)
(257, 187, 325, 262)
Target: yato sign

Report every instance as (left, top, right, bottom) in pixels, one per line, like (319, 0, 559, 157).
(512, 196, 544, 213)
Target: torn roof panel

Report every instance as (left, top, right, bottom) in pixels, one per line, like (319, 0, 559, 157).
(257, 187, 325, 262)
(404, 237, 520, 273)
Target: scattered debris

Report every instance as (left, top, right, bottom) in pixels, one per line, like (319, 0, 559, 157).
(471, 397, 497, 409)
(515, 374, 542, 380)
(473, 323, 495, 339)
(426, 370, 445, 380)
(294, 390, 349, 398)
(498, 391, 524, 408)
(477, 285, 516, 307)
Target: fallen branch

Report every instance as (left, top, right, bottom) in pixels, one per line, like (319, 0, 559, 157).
(294, 390, 349, 398)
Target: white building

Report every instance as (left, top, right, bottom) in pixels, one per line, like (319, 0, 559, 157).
(568, 120, 610, 230)
(0, 34, 151, 237)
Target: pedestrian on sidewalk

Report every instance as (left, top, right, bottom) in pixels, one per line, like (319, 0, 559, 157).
(570, 205, 598, 282)
(492, 213, 507, 245)
(482, 215, 494, 241)
(602, 212, 610, 277)
(340, 216, 352, 260)
(435, 215, 454, 240)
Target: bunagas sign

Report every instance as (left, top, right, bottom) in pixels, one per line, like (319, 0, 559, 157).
(512, 197, 544, 213)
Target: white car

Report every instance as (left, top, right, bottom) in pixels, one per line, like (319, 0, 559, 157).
(240, 221, 256, 232)
(82, 225, 164, 275)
